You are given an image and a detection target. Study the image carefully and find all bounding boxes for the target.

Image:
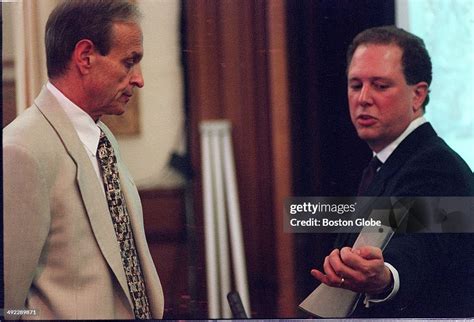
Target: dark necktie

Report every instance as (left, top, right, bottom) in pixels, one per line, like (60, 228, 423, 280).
(357, 156, 382, 195)
(97, 130, 152, 319)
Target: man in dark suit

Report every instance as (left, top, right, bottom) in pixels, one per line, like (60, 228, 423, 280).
(311, 26, 474, 317)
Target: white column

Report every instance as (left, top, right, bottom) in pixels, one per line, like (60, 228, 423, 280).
(210, 128, 232, 318)
(200, 120, 251, 318)
(200, 125, 219, 318)
(221, 123, 251, 316)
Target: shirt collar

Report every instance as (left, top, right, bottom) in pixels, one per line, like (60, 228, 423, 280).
(46, 81, 101, 156)
(375, 116, 427, 164)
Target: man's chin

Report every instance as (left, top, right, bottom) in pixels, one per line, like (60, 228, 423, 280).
(356, 128, 378, 141)
(107, 106, 126, 116)
(357, 132, 391, 152)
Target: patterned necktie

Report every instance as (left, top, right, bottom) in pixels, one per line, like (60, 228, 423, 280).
(357, 156, 382, 196)
(97, 129, 152, 319)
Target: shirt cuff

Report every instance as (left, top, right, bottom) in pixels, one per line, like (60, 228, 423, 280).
(363, 262, 400, 308)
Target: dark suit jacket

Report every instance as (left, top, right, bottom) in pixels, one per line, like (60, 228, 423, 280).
(350, 123, 474, 318)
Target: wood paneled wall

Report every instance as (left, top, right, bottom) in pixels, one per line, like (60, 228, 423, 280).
(3, 60, 17, 128)
(140, 188, 190, 318)
(182, 0, 295, 318)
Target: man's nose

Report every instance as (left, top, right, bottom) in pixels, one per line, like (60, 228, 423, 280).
(358, 84, 373, 106)
(131, 64, 144, 88)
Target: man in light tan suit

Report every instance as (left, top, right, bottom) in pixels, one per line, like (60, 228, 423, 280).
(3, 0, 164, 319)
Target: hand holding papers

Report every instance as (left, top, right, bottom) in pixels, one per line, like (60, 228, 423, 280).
(299, 198, 412, 317)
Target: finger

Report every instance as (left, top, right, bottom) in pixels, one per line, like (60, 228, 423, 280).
(353, 246, 383, 260)
(327, 248, 358, 278)
(332, 248, 365, 280)
(310, 269, 329, 285)
(323, 255, 343, 286)
(327, 249, 344, 275)
(339, 246, 354, 262)
(340, 251, 368, 278)
(341, 247, 384, 273)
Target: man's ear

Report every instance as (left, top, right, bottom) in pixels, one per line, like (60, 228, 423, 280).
(73, 39, 96, 75)
(412, 82, 429, 113)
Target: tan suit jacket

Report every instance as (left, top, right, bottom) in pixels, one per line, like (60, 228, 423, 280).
(3, 87, 164, 320)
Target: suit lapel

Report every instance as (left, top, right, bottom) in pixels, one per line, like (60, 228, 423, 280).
(34, 87, 133, 307)
(365, 123, 438, 196)
(342, 124, 439, 247)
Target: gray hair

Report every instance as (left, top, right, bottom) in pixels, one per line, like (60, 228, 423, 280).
(45, 0, 142, 79)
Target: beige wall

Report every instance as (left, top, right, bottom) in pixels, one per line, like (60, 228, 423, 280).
(2, 0, 185, 189)
(2, 4, 14, 63)
(121, 0, 185, 189)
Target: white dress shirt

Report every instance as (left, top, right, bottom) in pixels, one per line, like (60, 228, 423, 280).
(46, 82, 105, 193)
(364, 116, 427, 307)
